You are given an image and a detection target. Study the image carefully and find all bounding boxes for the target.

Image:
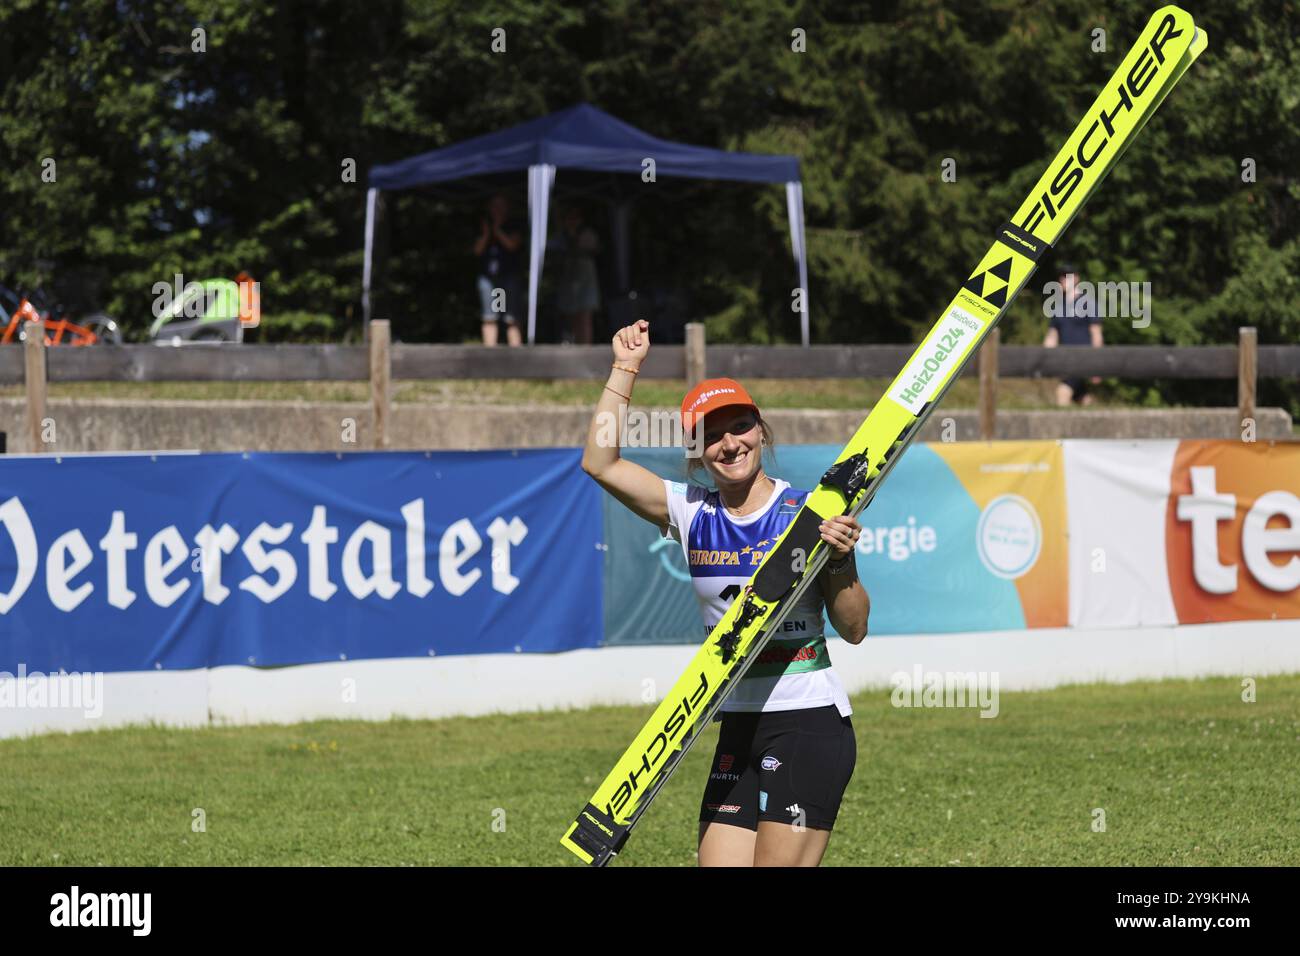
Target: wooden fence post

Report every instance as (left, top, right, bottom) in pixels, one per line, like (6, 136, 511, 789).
(24, 325, 47, 453)
(369, 319, 391, 449)
(979, 327, 999, 440)
(684, 322, 706, 387)
(1237, 326, 1257, 431)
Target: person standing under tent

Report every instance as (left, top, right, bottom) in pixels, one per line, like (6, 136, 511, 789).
(553, 204, 601, 344)
(473, 193, 525, 346)
(581, 319, 869, 866)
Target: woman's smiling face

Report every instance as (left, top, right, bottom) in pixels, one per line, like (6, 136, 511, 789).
(701, 406, 762, 485)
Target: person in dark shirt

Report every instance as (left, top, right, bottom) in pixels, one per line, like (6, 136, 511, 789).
(1042, 264, 1103, 405)
(473, 193, 525, 346)
(551, 204, 602, 345)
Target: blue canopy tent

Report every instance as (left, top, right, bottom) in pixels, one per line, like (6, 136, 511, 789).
(363, 103, 812, 344)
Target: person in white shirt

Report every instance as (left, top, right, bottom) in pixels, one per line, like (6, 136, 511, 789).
(581, 319, 870, 867)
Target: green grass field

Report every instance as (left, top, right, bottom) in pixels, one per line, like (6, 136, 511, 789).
(1, 674, 1296, 866)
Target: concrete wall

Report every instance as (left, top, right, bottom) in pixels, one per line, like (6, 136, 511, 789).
(2, 619, 1295, 739)
(0, 398, 1291, 453)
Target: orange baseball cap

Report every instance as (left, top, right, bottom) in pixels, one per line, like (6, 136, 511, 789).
(681, 378, 758, 433)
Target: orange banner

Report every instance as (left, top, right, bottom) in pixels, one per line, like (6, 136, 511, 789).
(1165, 441, 1300, 624)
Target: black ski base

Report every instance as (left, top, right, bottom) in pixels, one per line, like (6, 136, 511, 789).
(751, 510, 822, 603)
(747, 450, 873, 607)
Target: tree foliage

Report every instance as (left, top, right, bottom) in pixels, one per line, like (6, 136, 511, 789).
(0, 0, 1295, 390)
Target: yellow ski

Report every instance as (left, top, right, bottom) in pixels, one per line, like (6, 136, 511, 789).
(562, 6, 1206, 866)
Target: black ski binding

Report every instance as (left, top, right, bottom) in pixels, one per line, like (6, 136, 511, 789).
(715, 592, 762, 664)
(820, 451, 871, 507)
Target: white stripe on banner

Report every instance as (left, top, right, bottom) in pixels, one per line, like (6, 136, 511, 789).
(1063, 440, 1180, 628)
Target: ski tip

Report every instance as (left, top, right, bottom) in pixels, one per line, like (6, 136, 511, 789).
(1151, 4, 1195, 25)
(1147, 5, 1198, 47)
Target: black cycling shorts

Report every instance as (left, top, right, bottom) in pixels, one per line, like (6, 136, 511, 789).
(699, 704, 856, 832)
(1063, 377, 1088, 399)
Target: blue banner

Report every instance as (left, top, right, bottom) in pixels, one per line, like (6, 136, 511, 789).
(0, 450, 603, 673)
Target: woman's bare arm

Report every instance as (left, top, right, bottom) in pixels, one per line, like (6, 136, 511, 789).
(817, 515, 870, 644)
(581, 320, 669, 529)
(821, 568, 870, 644)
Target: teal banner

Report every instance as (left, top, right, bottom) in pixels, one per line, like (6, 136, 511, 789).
(601, 442, 1051, 643)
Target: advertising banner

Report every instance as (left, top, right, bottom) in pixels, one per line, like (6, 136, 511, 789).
(0, 450, 603, 673)
(4, 439, 1290, 673)
(603, 441, 1068, 642)
(1066, 439, 1300, 627)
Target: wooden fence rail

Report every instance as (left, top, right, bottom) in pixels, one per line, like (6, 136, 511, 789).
(3, 321, 1294, 448)
(5, 341, 1296, 383)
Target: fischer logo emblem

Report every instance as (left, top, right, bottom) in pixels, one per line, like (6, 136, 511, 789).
(761, 756, 782, 771)
(580, 812, 614, 837)
(998, 226, 1044, 258)
(606, 672, 710, 818)
(1019, 11, 1184, 234)
(962, 257, 1013, 308)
